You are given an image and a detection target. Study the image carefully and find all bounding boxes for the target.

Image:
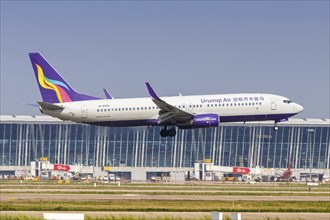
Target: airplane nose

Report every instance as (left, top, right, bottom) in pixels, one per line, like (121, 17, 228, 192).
(295, 103, 304, 113)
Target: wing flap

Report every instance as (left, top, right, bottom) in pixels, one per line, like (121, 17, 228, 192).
(158, 112, 176, 124)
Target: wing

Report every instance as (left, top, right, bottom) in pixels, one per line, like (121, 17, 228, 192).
(146, 82, 193, 125)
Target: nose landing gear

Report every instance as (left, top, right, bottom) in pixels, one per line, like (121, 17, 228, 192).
(160, 127, 177, 137)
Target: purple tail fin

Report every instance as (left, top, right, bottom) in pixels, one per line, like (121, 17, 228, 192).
(29, 53, 100, 103)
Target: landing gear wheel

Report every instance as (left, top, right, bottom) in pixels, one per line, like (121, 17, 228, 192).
(168, 128, 177, 137)
(160, 129, 169, 137)
(273, 126, 279, 131)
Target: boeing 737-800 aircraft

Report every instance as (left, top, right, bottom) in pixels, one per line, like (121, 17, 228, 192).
(29, 53, 303, 137)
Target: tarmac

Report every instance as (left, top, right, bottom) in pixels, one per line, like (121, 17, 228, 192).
(1, 193, 329, 202)
(1, 183, 329, 220)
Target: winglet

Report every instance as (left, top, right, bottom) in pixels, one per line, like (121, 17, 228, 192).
(146, 82, 161, 101)
(103, 89, 113, 99)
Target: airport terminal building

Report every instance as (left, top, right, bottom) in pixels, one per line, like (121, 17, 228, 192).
(1, 115, 329, 171)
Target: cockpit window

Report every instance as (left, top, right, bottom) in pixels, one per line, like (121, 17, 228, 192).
(283, 100, 293, 104)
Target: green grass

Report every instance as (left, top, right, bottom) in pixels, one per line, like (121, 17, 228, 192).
(85, 216, 212, 220)
(0, 215, 231, 220)
(0, 215, 43, 220)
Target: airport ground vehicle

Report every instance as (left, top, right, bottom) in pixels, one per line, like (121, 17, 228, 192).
(221, 173, 242, 182)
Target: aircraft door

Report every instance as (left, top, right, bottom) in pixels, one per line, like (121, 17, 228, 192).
(81, 105, 87, 119)
(270, 98, 276, 110)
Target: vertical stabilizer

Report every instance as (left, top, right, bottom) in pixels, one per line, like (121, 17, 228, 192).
(29, 53, 100, 103)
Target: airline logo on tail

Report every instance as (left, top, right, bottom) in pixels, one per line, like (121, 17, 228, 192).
(35, 63, 72, 103)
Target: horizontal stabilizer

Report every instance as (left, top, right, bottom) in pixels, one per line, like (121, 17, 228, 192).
(38, 102, 64, 110)
(23, 102, 39, 107)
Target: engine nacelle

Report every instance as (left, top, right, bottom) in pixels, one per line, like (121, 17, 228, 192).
(179, 114, 219, 129)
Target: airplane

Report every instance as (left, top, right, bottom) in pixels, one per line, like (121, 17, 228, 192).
(29, 52, 304, 137)
(280, 165, 293, 181)
(271, 163, 293, 182)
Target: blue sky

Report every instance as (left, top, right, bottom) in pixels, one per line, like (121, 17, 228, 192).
(1, 1, 329, 118)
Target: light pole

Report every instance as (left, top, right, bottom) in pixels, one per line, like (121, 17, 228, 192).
(307, 129, 314, 181)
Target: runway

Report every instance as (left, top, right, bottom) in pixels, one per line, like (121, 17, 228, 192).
(1, 193, 329, 202)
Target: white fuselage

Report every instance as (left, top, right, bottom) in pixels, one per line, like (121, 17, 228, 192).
(41, 93, 303, 127)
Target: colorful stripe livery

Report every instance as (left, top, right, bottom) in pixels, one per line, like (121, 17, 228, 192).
(36, 63, 72, 103)
(29, 53, 100, 103)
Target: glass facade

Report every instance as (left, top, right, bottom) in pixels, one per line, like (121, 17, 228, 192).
(0, 117, 329, 169)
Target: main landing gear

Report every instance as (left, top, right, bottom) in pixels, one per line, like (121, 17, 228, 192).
(160, 127, 177, 137)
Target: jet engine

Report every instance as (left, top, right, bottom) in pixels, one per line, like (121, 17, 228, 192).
(179, 114, 219, 129)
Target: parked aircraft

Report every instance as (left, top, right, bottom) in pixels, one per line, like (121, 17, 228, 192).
(272, 163, 294, 182)
(29, 53, 304, 137)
